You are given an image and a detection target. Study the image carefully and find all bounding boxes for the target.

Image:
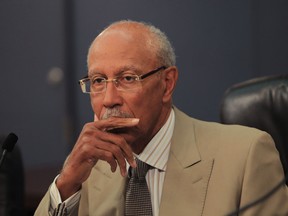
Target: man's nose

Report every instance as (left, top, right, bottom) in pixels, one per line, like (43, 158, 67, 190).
(103, 81, 123, 108)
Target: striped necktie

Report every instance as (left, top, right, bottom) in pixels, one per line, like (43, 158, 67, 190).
(125, 158, 153, 216)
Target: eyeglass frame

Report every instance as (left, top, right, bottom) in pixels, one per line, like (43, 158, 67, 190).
(78, 66, 167, 94)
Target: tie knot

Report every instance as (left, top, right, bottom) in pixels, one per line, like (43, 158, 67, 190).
(130, 159, 150, 179)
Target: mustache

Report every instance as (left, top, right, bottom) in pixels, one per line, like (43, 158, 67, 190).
(101, 108, 133, 120)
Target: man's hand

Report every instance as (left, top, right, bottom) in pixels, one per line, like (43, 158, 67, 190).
(56, 117, 139, 201)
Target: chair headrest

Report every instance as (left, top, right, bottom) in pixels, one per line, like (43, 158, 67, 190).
(220, 74, 288, 173)
(221, 74, 288, 132)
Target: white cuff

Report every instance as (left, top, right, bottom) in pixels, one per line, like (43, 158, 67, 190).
(49, 175, 81, 214)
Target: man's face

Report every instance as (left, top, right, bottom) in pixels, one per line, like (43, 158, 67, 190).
(87, 28, 171, 153)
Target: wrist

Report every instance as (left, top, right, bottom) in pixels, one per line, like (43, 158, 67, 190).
(56, 173, 82, 201)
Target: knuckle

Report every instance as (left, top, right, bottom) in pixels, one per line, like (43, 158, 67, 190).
(101, 151, 114, 161)
(80, 144, 93, 155)
(113, 135, 126, 146)
(108, 145, 122, 156)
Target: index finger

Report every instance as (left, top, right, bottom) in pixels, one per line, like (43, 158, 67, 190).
(96, 117, 139, 132)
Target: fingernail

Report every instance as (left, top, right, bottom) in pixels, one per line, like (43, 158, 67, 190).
(130, 160, 136, 168)
(131, 118, 139, 123)
(122, 170, 127, 177)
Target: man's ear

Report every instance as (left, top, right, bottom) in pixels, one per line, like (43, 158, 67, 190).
(162, 66, 178, 103)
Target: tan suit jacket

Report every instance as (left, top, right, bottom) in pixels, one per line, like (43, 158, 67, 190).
(35, 108, 288, 216)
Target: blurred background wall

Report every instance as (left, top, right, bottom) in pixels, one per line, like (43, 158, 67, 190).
(0, 0, 287, 214)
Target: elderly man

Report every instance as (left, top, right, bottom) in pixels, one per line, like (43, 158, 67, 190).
(35, 20, 288, 216)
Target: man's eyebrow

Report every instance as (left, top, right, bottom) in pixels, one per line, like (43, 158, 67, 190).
(88, 70, 104, 77)
(118, 66, 142, 74)
(88, 66, 142, 77)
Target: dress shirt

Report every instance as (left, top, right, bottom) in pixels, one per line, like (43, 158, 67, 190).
(49, 108, 175, 216)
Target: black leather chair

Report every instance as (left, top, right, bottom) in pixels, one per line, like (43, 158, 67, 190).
(0, 135, 24, 216)
(220, 74, 288, 176)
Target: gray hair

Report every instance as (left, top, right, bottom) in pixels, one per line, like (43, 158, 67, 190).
(95, 20, 176, 67)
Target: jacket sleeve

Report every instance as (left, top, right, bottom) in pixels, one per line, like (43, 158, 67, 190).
(34, 186, 80, 216)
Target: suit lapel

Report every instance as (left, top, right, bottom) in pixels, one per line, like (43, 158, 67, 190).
(159, 108, 214, 216)
(85, 162, 126, 216)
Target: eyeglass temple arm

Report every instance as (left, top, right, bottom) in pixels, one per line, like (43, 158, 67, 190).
(140, 66, 167, 80)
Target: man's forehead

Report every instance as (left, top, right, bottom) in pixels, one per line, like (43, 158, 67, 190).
(89, 31, 155, 62)
(87, 24, 158, 74)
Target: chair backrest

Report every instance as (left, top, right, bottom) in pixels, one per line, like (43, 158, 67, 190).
(0, 135, 24, 216)
(220, 74, 288, 175)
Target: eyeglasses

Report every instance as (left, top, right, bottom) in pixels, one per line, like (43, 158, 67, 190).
(79, 66, 166, 94)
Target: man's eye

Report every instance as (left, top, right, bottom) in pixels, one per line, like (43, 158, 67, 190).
(92, 77, 105, 84)
(121, 75, 138, 83)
